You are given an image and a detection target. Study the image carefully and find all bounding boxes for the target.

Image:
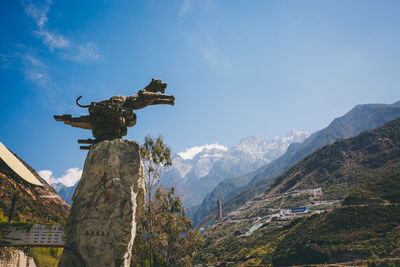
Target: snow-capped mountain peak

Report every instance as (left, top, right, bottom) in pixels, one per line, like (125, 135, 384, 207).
(161, 130, 310, 207)
(177, 143, 227, 160)
(234, 136, 268, 155)
(279, 129, 309, 142)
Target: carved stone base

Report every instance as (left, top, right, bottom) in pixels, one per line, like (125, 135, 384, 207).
(58, 139, 145, 267)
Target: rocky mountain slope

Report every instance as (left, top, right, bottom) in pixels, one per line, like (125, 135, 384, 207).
(194, 118, 400, 265)
(194, 101, 400, 225)
(56, 182, 79, 205)
(161, 131, 308, 208)
(0, 148, 70, 224)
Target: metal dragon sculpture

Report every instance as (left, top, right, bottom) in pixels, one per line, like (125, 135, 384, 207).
(54, 79, 175, 150)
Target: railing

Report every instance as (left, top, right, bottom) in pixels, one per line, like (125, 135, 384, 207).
(0, 223, 64, 247)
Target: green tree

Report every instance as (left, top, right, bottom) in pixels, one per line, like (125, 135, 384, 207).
(139, 135, 172, 267)
(132, 186, 204, 267)
(152, 186, 204, 266)
(132, 136, 204, 267)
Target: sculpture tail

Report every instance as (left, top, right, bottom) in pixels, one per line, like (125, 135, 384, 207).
(76, 96, 90, 108)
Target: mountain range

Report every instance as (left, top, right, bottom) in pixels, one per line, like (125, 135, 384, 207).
(194, 101, 400, 225)
(194, 117, 400, 265)
(160, 130, 309, 208)
(53, 131, 308, 206)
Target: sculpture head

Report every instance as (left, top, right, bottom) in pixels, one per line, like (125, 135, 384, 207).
(143, 78, 167, 94)
(110, 95, 126, 105)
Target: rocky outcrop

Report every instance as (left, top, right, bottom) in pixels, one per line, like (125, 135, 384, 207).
(58, 139, 145, 267)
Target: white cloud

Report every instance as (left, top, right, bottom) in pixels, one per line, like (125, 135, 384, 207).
(0, 51, 50, 88)
(70, 42, 101, 63)
(23, 0, 71, 51)
(22, 0, 100, 63)
(22, 53, 43, 67)
(34, 30, 70, 50)
(20, 53, 50, 88)
(23, 0, 51, 28)
(178, 143, 227, 160)
(38, 169, 52, 182)
(25, 70, 43, 81)
(38, 167, 82, 187)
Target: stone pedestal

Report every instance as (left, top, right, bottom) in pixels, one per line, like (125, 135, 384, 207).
(58, 139, 145, 267)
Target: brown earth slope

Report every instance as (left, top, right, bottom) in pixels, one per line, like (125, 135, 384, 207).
(194, 118, 400, 265)
(0, 148, 70, 224)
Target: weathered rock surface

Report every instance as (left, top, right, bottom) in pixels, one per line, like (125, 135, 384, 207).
(58, 139, 145, 267)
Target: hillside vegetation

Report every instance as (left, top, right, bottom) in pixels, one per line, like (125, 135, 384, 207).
(194, 118, 400, 265)
(0, 151, 70, 224)
(272, 168, 400, 265)
(272, 204, 400, 265)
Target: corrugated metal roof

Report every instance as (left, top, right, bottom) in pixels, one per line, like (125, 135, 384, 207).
(0, 141, 43, 186)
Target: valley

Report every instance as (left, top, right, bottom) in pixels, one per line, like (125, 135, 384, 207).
(194, 101, 400, 226)
(193, 117, 400, 265)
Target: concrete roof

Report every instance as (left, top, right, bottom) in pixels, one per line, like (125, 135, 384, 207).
(0, 141, 43, 186)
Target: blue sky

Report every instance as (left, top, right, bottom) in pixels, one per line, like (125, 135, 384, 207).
(1, 0, 400, 182)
